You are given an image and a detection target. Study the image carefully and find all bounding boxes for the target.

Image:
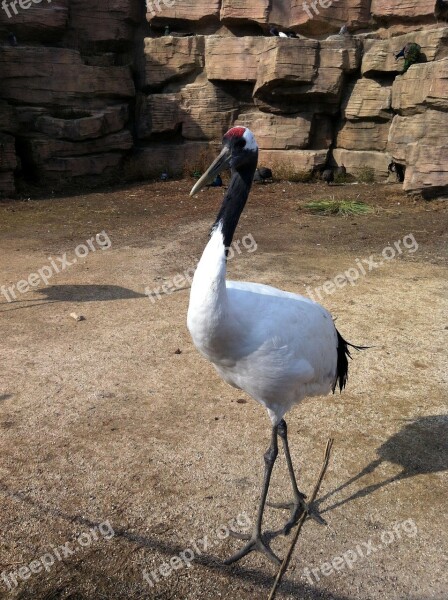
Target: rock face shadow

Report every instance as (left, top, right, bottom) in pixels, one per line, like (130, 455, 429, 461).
(318, 415, 448, 512)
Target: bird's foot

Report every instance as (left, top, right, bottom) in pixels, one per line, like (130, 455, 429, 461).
(267, 493, 326, 535)
(224, 529, 281, 566)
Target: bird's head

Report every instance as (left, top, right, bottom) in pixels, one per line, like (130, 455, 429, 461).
(190, 127, 258, 196)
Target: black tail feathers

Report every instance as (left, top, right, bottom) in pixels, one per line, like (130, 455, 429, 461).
(333, 329, 368, 393)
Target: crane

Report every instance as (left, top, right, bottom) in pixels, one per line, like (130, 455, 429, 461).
(187, 126, 364, 565)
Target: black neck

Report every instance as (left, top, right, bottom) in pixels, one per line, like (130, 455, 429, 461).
(212, 153, 258, 250)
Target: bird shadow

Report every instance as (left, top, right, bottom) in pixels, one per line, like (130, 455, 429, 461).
(317, 415, 448, 513)
(0, 394, 13, 403)
(0, 285, 146, 312)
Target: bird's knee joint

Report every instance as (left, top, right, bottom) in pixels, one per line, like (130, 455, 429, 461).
(264, 445, 278, 466)
(277, 420, 287, 439)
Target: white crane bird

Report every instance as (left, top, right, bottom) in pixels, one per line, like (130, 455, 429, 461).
(187, 126, 364, 565)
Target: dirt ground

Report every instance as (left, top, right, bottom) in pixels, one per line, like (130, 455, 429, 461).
(0, 179, 447, 600)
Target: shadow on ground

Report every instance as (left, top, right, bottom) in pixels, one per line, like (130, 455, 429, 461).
(36, 285, 147, 302)
(2, 416, 447, 598)
(0, 285, 146, 312)
(0, 479, 350, 600)
(319, 415, 448, 513)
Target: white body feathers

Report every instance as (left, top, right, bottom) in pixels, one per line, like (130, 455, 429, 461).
(187, 226, 338, 425)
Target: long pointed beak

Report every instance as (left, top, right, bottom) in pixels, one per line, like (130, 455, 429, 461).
(190, 146, 231, 196)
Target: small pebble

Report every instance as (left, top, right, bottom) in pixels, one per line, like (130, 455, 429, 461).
(70, 313, 85, 322)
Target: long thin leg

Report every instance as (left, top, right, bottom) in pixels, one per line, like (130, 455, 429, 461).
(224, 425, 281, 566)
(278, 420, 305, 500)
(268, 420, 326, 534)
(276, 419, 307, 534)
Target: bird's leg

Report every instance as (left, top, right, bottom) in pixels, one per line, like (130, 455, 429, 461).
(267, 419, 326, 534)
(267, 419, 307, 535)
(224, 425, 282, 566)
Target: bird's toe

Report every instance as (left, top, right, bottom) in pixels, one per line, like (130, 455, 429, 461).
(267, 493, 326, 535)
(224, 532, 282, 566)
(307, 503, 327, 526)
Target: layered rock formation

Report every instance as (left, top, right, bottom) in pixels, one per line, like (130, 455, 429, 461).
(0, 0, 447, 198)
(389, 59, 448, 195)
(0, 1, 137, 192)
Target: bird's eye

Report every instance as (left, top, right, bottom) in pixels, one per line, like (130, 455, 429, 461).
(235, 138, 246, 149)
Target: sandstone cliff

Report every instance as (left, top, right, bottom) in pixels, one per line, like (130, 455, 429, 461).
(0, 0, 447, 198)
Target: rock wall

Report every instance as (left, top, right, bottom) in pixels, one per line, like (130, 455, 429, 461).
(1, 0, 447, 198)
(0, 1, 139, 196)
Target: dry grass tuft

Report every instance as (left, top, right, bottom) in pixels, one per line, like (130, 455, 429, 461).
(304, 199, 373, 216)
(356, 166, 376, 183)
(271, 161, 313, 183)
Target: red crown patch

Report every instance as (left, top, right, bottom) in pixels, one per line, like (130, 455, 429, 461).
(224, 127, 246, 140)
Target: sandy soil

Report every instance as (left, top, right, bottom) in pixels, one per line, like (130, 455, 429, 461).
(0, 179, 447, 600)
